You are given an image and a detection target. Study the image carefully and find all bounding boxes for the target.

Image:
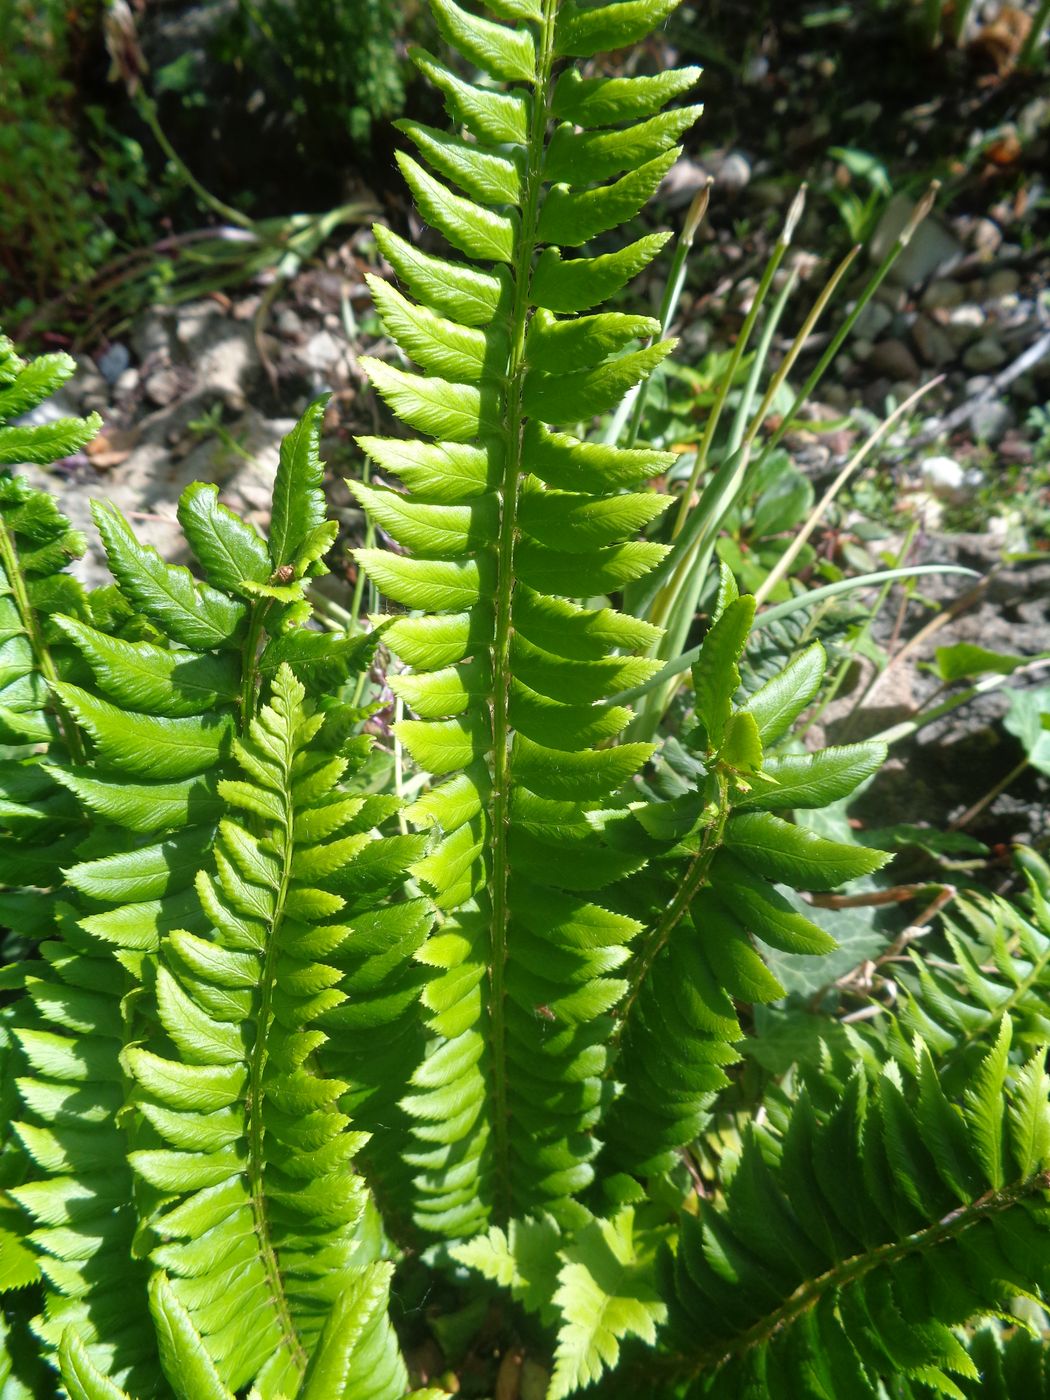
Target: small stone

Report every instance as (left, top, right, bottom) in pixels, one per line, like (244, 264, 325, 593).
(301, 330, 344, 373)
(970, 217, 1003, 259)
(986, 267, 1021, 298)
(921, 279, 965, 311)
(963, 336, 1007, 372)
(945, 304, 986, 349)
(912, 314, 955, 367)
(131, 314, 171, 362)
(921, 455, 967, 500)
(276, 308, 304, 338)
(143, 368, 182, 408)
(718, 152, 751, 192)
(113, 368, 139, 399)
(855, 299, 893, 340)
(971, 399, 1014, 443)
(872, 193, 963, 287)
(866, 338, 921, 380)
(95, 342, 131, 385)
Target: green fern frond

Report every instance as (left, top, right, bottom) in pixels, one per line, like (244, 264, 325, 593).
(601, 579, 890, 1179)
(662, 1023, 1050, 1397)
(354, 0, 700, 1236)
(120, 664, 406, 1396)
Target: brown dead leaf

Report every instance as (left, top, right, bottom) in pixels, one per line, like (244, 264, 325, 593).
(85, 425, 139, 471)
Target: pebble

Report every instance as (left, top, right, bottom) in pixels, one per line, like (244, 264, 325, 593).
(945, 304, 986, 348)
(866, 338, 921, 380)
(95, 342, 131, 385)
(113, 368, 139, 400)
(718, 152, 752, 192)
(921, 279, 965, 312)
(971, 400, 1014, 443)
(144, 368, 182, 408)
(921, 455, 982, 502)
(912, 315, 955, 367)
(970, 217, 1003, 259)
(986, 268, 1021, 298)
(963, 336, 1008, 372)
(276, 308, 304, 338)
(855, 300, 893, 340)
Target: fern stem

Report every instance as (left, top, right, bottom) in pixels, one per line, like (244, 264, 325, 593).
(676, 1170, 1050, 1379)
(0, 514, 85, 764)
(612, 773, 730, 1050)
(239, 600, 270, 728)
(486, 0, 560, 1226)
(244, 728, 308, 1374)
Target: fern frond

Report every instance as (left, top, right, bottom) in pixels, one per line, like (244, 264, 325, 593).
(354, 0, 700, 1235)
(602, 579, 889, 1179)
(662, 1023, 1050, 1397)
(123, 665, 407, 1397)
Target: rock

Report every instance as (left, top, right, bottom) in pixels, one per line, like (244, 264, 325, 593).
(113, 368, 140, 400)
(276, 307, 304, 338)
(912, 314, 954, 367)
(922, 455, 981, 502)
(866, 338, 921, 380)
(95, 342, 131, 384)
(143, 367, 183, 408)
(718, 152, 752, 192)
(971, 399, 1014, 443)
(945, 304, 986, 349)
(871, 193, 963, 287)
(963, 336, 1007, 372)
(921, 279, 965, 311)
(300, 330, 345, 379)
(855, 299, 893, 340)
(986, 267, 1021, 298)
(131, 313, 172, 362)
(659, 156, 710, 209)
(970, 217, 1003, 259)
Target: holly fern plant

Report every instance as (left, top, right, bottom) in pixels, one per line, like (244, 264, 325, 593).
(3, 1, 1050, 1397)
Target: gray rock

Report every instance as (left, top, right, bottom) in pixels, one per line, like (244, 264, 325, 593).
(95, 342, 131, 384)
(912, 314, 955, 367)
(963, 336, 1008, 373)
(131, 313, 172, 362)
(986, 268, 1021, 298)
(866, 338, 921, 380)
(971, 399, 1014, 443)
(113, 368, 140, 400)
(855, 299, 893, 340)
(718, 152, 752, 193)
(300, 330, 345, 378)
(945, 304, 986, 349)
(276, 308, 304, 338)
(143, 368, 183, 408)
(921, 279, 965, 311)
(970, 217, 1003, 259)
(871, 193, 963, 287)
(921, 455, 980, 502)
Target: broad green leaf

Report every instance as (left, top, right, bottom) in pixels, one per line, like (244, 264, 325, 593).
(724, 812, 890, 890)
(269, 395, 329, 570)
(54, 616, 240, 718)
(741, 642, 825, 745)
(551, 66, 702, 125)
(430, 0, 536, 83)
(411, 48, 528, 144)
(149, 1274, 236, 1400)
(544, 105, 703, 184)
(355, 437, 499, 504)
(91, 501, 245, 649)
(523, 341, 675, 423)
(177, 482, 272, 597)
(532, 234, 671, 314)
(374, 225, 508, 327)
(736, 743, 886, 812)
(692, 596, 756, 751)
(555, 0, 680, 57)
(366, 275, 493, 383)
(396, 154, 517, 264)
(398, 119, 522, 206)
(933, 643, 1040, 684)
(537, 150, 679, 247)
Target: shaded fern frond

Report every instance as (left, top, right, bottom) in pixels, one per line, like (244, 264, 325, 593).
(603, 579, 889, 1178)
(663, 1021, 1050, 1397)
(354, 0, 701, 1236)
